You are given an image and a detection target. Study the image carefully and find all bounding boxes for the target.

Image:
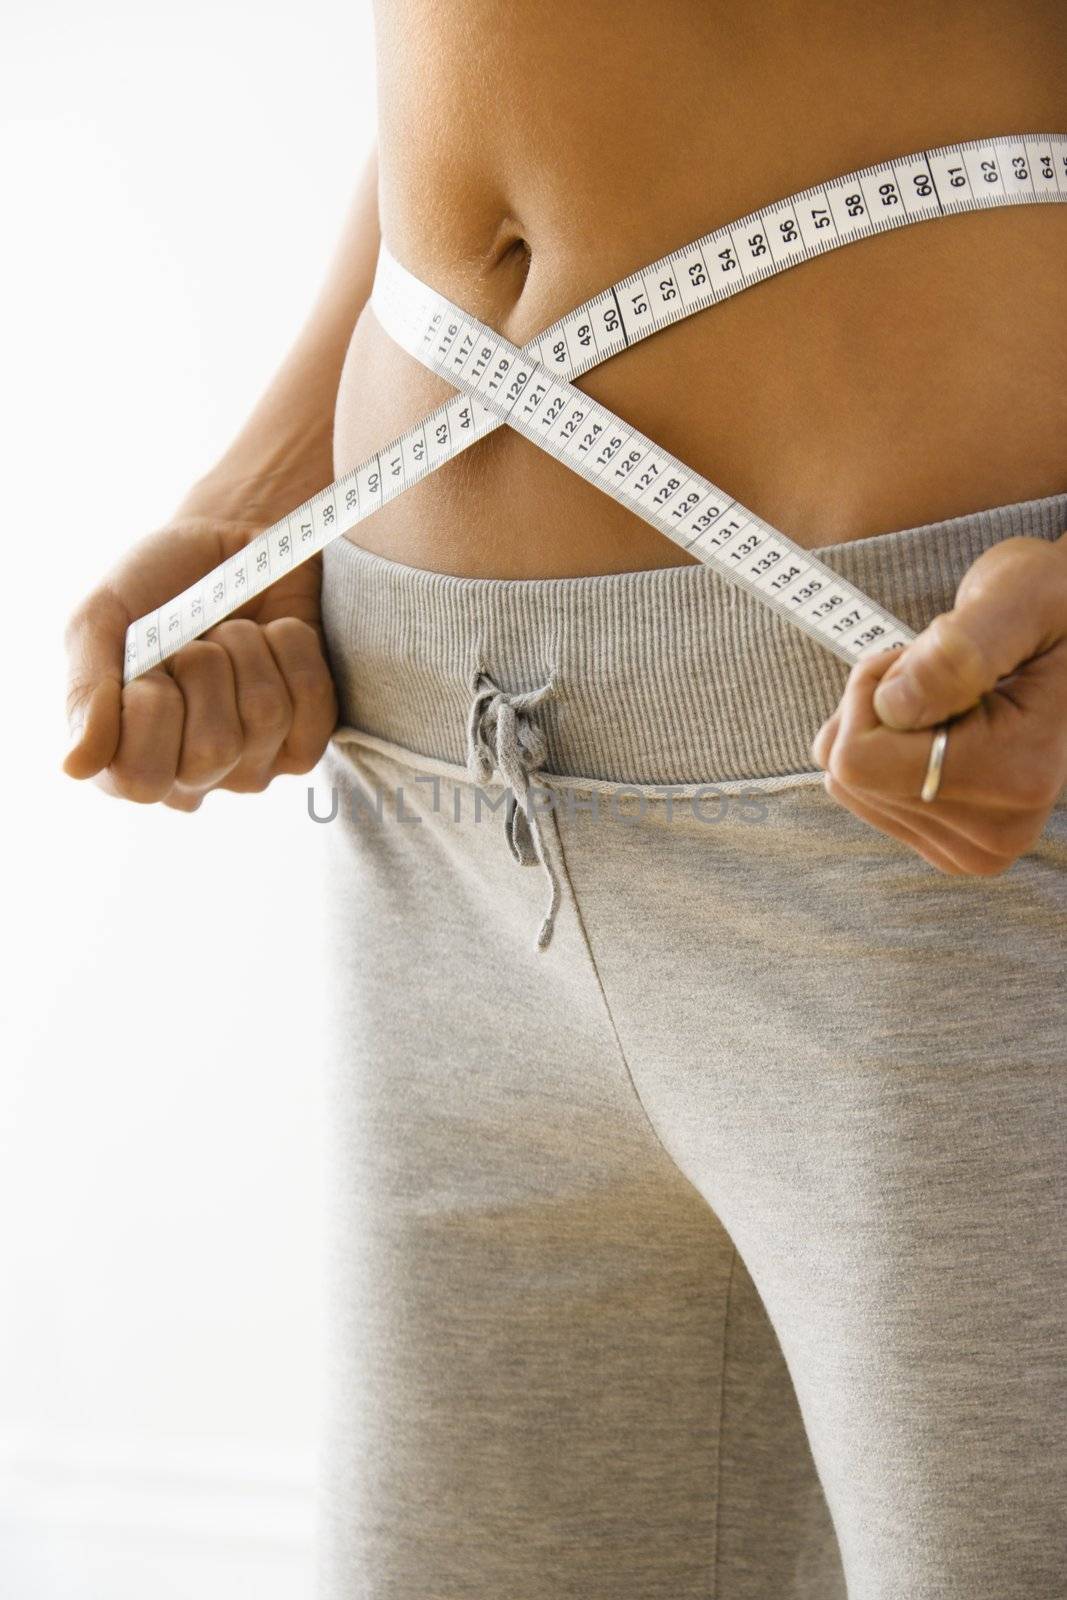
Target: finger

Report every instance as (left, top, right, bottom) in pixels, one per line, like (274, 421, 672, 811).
(820, 652, 946, 800)
(811, 648, 901, 768)
(168, 640, 243, 789)
(825, 646, 985, 800)
(810, 709, 840, 770)
(63, 586, 129, 779)
(818, 662, 1051, 851)
(830, 765, 1034, 871)
(205, 619, 293, 792)
(261, 617, 338, 775)
(879, 786, 1046, 862)
(872, 535, 1067, 731)
(90, 764, 203, 811)
(162, 785, 206, 813)
(830, 662, 1062, 811)
(107, 670, 185, 803)
(822, 773, 993, 875)
(824, 660, 1050, 861)
(985, 633, 1067, 726)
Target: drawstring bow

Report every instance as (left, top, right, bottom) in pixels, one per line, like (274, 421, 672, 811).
(465, 667, 561, 951)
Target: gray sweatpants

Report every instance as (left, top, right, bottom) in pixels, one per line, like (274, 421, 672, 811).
(316, 492, 1067, 1600)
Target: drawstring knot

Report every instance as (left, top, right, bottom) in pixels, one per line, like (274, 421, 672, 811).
(466, 667, 561, 951)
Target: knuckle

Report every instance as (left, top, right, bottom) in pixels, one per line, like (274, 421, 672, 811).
(848, 652, 888, 688)
(826, 741, 865, 790)
(922, 613, 983, 691)
(111, 765, 173, 805)
(208, 618, 260, 650)
(172, 639, 227, 675)
(182, 732, 242, 782)
(961, 536, 1048, 600)
(126, 671, 183, 714)
(208, 731, 244, 770)
(224, 771, 272, 795)
(281, 736, 331, 775)
(289, 664, 338, 713)
(981, 534, 1056, 578)
(265, 615, 317, 649)
(239, 685, 291, 738)
(961, 537, 1067, 623)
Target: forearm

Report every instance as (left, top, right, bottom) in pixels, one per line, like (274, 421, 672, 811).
(175, 138, 380, 530)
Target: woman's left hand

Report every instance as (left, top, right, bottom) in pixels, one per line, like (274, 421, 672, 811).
(810, 531, 1067, 875)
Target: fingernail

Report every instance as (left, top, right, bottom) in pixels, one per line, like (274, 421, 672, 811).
(873, 677, 921, 728)
(67, 715, 84, 751)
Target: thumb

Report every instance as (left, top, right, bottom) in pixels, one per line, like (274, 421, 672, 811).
(872, 534, 1067, 730)
(62, 586, 129, 779)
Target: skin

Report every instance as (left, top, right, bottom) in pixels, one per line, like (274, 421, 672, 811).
(65, 0, 1067, 862)
(62, 147, 382, 810)
(812, 531, 1067, 873)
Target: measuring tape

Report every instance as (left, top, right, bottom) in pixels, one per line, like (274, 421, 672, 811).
(123, 133, 1067, 682)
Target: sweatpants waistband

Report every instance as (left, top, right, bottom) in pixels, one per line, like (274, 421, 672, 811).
(320, 492, 1067, 788)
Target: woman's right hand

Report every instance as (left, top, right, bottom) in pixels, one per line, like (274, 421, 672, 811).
(63, 516, 339, 811)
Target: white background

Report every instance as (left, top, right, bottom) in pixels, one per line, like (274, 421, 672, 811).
(1, 3, 377, 1594)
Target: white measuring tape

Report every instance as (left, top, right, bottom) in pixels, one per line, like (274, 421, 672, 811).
(123, 133, 1067, 682)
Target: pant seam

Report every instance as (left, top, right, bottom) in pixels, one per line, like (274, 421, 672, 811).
(545, 803, 745, 1598)
(329, 724, 825, 796)
(542, 802, 699, 1185)
(711, 1245, 738, 1600)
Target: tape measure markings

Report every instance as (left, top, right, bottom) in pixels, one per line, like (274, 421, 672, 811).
(375, 253, 911, 660)
(123, 134, 1067, 680)
(524, 136, 1065, 378)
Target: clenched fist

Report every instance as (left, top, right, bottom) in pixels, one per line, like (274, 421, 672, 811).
(63, 516, 338, 811)
(811, 531, 1067, 873)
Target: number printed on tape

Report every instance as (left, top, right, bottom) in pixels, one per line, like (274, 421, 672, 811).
(123, 134, 1067, 680)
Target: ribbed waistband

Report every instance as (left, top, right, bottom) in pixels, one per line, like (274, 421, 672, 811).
(320, 491, 1067, 788)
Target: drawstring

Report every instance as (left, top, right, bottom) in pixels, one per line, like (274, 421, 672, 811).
(466, 665, 561, 951)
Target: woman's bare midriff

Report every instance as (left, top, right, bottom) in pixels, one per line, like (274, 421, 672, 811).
(333, 0, 1067, 579)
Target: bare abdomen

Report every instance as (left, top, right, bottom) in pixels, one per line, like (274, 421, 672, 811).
(333, 0, 1067, 578)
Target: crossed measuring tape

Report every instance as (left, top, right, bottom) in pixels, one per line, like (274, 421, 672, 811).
(123, 133, 1067, 683)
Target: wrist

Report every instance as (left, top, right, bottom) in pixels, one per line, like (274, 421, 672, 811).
(174, 448, 333, 533)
